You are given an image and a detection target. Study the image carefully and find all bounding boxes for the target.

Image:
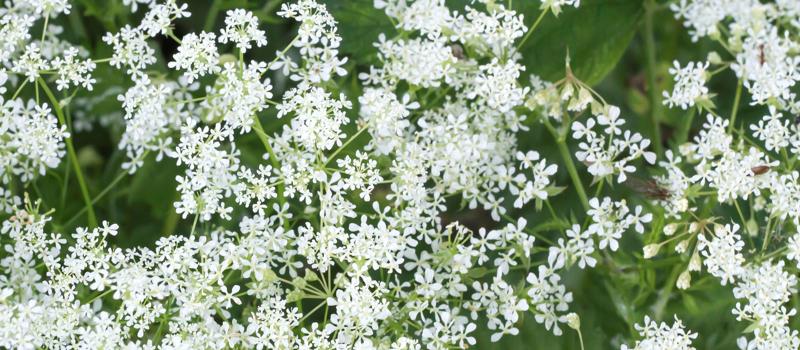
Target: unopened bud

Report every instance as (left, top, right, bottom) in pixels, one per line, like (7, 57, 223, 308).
(664, 223, 678, 236)
(643, 244, 661, 259)
(707, 51, 723, 65)
(677, 270, 692, 290)
(565, 312, 581, 330)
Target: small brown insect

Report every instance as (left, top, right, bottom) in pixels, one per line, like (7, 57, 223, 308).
(758, 44, 766, 66)
(626, 177, 671, 200)
(450, 44, 466, 61)
(751, 165, 770, 175)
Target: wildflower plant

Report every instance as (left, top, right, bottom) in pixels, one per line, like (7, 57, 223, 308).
(0, 0, 799, 349)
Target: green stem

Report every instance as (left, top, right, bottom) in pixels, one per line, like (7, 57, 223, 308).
(516, 8, 549, 51)
(674, 108, 696, 146)
(63, 167, 133, 228)
(251, 115, 287, 211)
(203, 0, 222, 32)
(653, 261, 682, 320)
(38, 78, 97, 228)
(161, 190, 180, 236)
(544, 119, 589, 211)
(644, 0, 664, 158)
(728, 79, 743, 133)
(325, 126, 367, 166)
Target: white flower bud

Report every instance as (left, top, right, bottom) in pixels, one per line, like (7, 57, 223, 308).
(565, 313, 581, 330)
(664, 223, 678, 236)
(677, 271, 692, 290)
(643, 244, 661, 259)
(707, 51, 723, 65)
(675, 239, 690, 254)
(688, 252, 702, 272)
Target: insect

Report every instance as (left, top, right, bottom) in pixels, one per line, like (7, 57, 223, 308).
(751, 165, 770, 175)
(758, 44, 766, 66)
(450, 44, 466, 61)
(625, 177, 670, 200)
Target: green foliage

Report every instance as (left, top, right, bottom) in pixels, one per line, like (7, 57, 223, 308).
(518, 0, 645, 85)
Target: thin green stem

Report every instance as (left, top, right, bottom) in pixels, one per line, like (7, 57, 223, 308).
(653, 261, 683, 320)
(265, 36, 300, 73)
(674, 108, 696, 146)
(12, 80, 27, 100)
(644, 0, 664, 158)
(728, 79, 743, 133)
(62, 168, 128, 227)
(190, 213, 199, 236)
(544, 119, 589, 211)
(38, 78, 97, 228)
(325, 126, 367, 166)
(516, 8, 549, 51)
(204, 0, 222, 32)
(87, 289, 112, 304)
(41, 12, 50, 42)
(297, 300, 327, 324)
(252, 115, 288, 226)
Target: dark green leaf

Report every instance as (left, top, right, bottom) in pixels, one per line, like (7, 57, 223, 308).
(518, 0, 645, 85)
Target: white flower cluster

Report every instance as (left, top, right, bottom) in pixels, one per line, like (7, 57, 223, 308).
(734, 261, 800, 349)
(698, 223, 745, 285)
(672, 0, 800, 107)
(621, 315, 697, 350)
(750, 106, 800, 153)
(12, 0, 800, 348)
(0, 98, 69, 183)
(218, 9, 267, 53)
(0, 0, 607, 346)
(684, 115, 776, 202)
(168, 31, 220, 83)
(587, 197, 651, 251)
(663, 60, 710, 110)
(572, 105, 657, 183)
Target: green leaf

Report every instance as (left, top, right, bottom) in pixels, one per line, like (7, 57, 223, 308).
(518, 0, 645, 85)
(468, 266, 490, 279)
(545, 185, 567, 197)
(320, 0, 393, 61)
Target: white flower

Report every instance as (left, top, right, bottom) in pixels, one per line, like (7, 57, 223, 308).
(51, 47, 96, 91)
(168, 31, 220, 82)
(12, 43, 47, 82)
(540, 0, 581, 17)
(219, 9, 267, 53)
(621, 315, 697, 350)
(663, 60, 710, 110)
(103, 25, 157, 71)
(732, 27, 800, 105)
(698, 223, 745, 285)
(0, 98, 70, 183)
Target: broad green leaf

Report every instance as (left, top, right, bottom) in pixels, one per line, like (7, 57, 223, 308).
(518, 0, 645, 85)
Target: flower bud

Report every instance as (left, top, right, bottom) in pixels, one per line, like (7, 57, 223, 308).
(675, 239, 690, 254)
(688, 252, 702, 271)
(565, 312, 581, 330)
(677, 270, 692, 290)
(664, 223, 678, 236)
(643, 244, 660, 259)
(707, 51, 723, 65)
